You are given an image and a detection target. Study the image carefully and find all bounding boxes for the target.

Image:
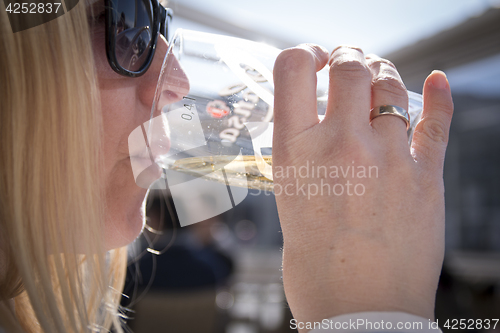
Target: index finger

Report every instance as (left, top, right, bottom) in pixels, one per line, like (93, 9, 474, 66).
(273, 44, 329, 141)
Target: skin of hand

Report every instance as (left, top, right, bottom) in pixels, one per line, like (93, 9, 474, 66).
(272, 44, 454, 329)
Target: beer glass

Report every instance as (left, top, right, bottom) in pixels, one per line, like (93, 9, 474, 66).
(131, 29, 423, 193)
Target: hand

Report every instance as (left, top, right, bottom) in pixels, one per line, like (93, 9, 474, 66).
(272, 44, 454, 329)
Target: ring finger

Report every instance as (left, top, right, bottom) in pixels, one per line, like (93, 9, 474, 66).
(366, 54, 409, 149)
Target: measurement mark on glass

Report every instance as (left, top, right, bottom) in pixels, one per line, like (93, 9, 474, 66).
(221, 168, 236, 208)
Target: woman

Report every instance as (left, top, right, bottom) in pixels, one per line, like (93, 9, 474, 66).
(0, 0, 454, 332)
(0, 0, 175, 331)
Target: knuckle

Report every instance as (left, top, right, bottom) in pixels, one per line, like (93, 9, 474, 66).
(367, 56, 397, 69)
(417, 118, 449, 144)
(412, 132, 447, 170)
(275, 48, 314, 74)
(330, 58, 371, 80)
(372, 76, 407, 98)
(380, 58, 396, 69)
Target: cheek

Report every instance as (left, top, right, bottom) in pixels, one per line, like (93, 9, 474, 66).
(103, 160, 148, 250)
(92, 25, 119, 79)
(98, 74, 146, 249)
(99, 91, 147, 249)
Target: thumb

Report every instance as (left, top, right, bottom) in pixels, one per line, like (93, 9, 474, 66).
(411, 70, 454, 172)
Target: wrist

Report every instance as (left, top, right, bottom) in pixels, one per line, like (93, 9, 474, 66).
(281, 244, 437, 325)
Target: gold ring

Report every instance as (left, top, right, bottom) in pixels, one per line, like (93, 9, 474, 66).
(369, 105, 410, 130)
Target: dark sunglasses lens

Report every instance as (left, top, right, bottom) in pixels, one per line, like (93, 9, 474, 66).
(113, 0, 154, 72)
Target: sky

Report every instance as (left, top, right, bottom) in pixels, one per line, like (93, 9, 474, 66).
(170, 0, 500, 56)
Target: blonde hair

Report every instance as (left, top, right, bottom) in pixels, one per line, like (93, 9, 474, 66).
(0, 2, 128, 332)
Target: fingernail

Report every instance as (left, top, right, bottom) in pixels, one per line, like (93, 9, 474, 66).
(430, 70, 449, 90)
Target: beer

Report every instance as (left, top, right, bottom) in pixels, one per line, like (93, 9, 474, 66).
(168, 155, 274, 191)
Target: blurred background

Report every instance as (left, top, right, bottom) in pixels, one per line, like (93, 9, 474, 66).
(120, 0, 500, 332)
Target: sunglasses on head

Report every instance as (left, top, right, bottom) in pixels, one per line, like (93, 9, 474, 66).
(104, 0, 172, 77)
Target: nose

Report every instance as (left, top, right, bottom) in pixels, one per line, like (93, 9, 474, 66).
(137, 35, 190, 118)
